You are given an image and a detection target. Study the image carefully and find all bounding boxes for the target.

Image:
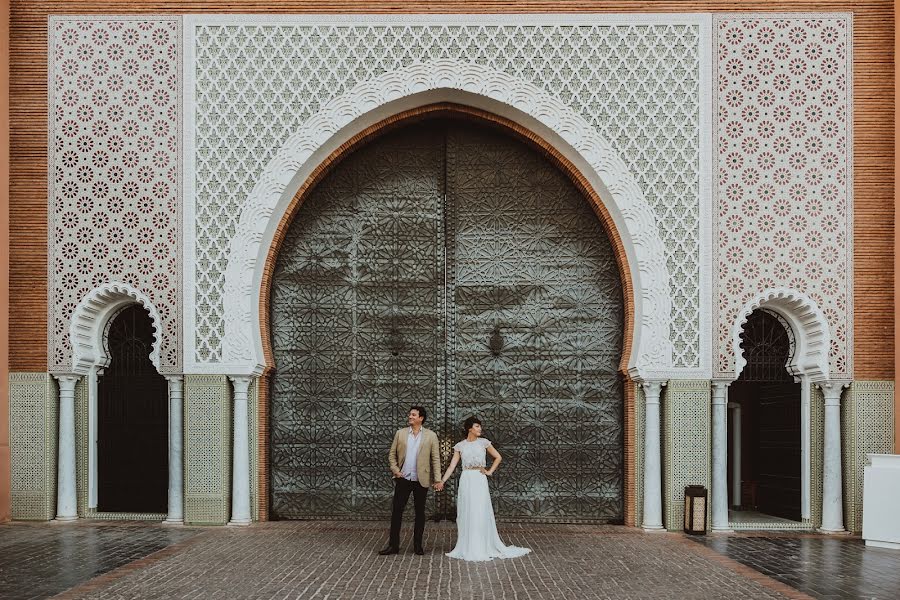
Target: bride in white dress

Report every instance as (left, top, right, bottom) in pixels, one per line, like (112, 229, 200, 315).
(439, 417, 531, 561)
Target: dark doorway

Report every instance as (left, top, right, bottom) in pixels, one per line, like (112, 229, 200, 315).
(729, 309, 801, 521)
(268, 117, 624, 523)
(97, 304, 168, 513)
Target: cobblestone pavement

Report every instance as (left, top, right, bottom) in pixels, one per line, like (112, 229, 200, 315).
(1, 520, 805, 600)
(691, 533, 900, 600)
(0, 521, 200, 600)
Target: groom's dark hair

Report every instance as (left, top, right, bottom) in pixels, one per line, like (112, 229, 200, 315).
(463, 416, 482, 435)
(410, 405, 427, 423)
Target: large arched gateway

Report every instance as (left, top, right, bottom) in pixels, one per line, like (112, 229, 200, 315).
(269, 117, 624, 523)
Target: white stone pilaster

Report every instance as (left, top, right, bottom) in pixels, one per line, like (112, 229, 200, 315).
(228, 376, 252, 526)
(819, 381, 848, 533)
(54, 375, 80, 521)
(641, 380, 666, 531)
(711, 381, 731, 531)
(164, 376, 184, 524)
(728, 401, 742, 508)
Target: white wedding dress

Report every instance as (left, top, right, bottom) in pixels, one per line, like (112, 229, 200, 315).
(446, 439, 531, 562)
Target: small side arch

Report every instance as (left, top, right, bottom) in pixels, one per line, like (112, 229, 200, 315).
(69, 282, 163, 375)
(732, 287, 831, 382)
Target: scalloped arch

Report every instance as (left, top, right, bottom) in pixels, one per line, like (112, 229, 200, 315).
(222, 59, 673, 378)
(732, 287, 831, 382)
(68, 282, 163, 375)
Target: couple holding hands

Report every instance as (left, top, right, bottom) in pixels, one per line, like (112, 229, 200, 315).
(379, 406, 530, 562)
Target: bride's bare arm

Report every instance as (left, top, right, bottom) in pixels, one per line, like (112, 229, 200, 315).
(483, 445, 502, 476)
(440, 451, 461, 484)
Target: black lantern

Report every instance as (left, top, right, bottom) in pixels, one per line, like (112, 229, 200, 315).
(684, 485, 708, 535)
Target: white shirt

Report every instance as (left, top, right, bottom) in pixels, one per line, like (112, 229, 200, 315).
(403, 427, 423, 481)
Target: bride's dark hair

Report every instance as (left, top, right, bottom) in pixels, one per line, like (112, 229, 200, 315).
(462, 416, 482, 435)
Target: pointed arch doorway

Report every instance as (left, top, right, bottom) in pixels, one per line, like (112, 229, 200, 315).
(729, 309, 802, 522)
(97, 304, 168, 513)
(267, 114, 626, 523)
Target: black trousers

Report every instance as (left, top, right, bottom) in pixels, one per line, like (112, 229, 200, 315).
(388, 477, 428, 548)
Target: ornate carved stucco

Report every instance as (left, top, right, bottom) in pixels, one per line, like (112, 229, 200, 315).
(713, 14, 852, 380)
(184, 15, 710, 376)
(47, 16, 182, 374)
(218, 60, 675, 379)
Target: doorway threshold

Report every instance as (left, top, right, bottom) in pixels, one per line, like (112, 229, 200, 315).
(728, 510, 814, 531)
(82, 510, 167, 522)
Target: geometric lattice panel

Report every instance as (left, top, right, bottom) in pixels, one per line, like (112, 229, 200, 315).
(9, 373, 57, 521)
(184, 375, 230, 525)
(843, 381, 894, 534)
(249, 377, 259, 522)
(47, 16, 182, 374)
(269, 120, 625, 522)
(713, 14, 853, 379)
(188, 16, 706, 371)
(75, 377, 88, 516)
(269, 125, 444, 521)
(663, 380, 711, 531)
(633, 381, 646, 529)
(449, 124, 624, 523)
(810, 383, 825, 528)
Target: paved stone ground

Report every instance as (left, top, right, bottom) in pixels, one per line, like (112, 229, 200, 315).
(2, 521, 899, 600)
(0, 521, 199, 600)
(692, 533, 900, 600)
(0, 520, 807, 600)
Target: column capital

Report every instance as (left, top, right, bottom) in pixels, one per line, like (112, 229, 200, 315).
(711, 380, 731, 404)
(640, 379, 666, 403)
(229, 375, 252, 396)
(53, 374, 80, 390)
(817, 380, 849, 405)
(164, 374, 184, 384)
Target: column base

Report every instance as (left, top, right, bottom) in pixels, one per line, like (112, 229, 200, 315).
(711, 526, 734, 533)
(52, 515, 78, 522)
(818, 527, 851, 535)
(227, 518, 252, 526)
(642, 525, 666, 532)
(162, 518, 184, 526)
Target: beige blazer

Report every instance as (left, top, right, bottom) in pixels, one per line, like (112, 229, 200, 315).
(388, 427, 441, 488)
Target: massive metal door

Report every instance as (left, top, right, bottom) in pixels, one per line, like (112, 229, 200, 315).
(270, 119, 624, 522)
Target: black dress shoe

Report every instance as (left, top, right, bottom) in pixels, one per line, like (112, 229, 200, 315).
(414, 546, 425, 555)
(378, 546, 399, 555)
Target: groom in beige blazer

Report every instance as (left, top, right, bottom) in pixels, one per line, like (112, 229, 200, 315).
(379, 406, 442, 555)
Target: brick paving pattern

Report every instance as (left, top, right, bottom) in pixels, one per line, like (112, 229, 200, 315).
(0, 521, 200, 600)
(51, 522, 790, 600)
(692, 534, 900, 600)
(3, 521, 899, 599)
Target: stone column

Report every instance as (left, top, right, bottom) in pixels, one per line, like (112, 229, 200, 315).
(641, 380, 666, 531)
(728, 401, 742, 508)
(228, 376, 252, 526)
(711, 381, 731, 531)
(819, 381, 847, 533)
(54, 375, 79, 521)
(164, 376, 184, 524)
